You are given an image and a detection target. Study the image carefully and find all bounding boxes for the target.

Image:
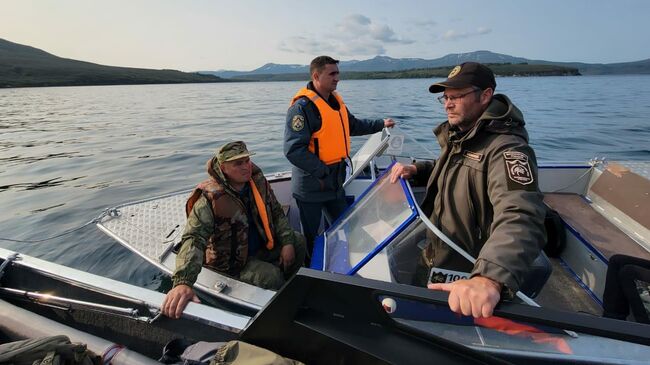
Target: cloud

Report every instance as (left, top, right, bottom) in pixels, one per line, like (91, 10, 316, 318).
(278, 37, 337, 55)
(441, 27, 492, 41)
(279, 14, 412, 57)
(337, 14, 372, 34)
(413, 19, 437, 28)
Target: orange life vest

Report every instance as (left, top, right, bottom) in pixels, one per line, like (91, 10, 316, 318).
(291, 87, 350, 165)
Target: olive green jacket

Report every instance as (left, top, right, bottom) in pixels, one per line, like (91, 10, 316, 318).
(172, 161, 296, 288)
(413, 94, 546, 291)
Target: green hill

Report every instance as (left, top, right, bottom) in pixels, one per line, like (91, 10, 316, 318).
(230, 63, 580, 82)
(0, 38, 227, 88)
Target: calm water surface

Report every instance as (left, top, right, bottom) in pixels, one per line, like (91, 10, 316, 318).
(0, 76, 649, 289)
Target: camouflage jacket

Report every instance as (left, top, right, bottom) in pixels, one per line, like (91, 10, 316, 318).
(172, 160, 296, 288)
(413, 94, 546, 292)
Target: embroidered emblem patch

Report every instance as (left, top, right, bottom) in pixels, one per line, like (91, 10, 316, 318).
(503, 151, 533, 186)
(448, 65, 461, 78)
(463, 150, 483, 162)
(291, 115, 305, 131)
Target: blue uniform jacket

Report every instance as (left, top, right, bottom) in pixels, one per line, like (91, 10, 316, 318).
(284, 83, 384, 202)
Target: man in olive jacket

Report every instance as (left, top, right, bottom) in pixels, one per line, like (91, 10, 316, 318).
(162, 141, 305, 319)
(390, 62, 546, 318)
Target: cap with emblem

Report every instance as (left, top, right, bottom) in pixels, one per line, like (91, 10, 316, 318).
(216, 141, 255, 165)
(429, 62, 496, 93)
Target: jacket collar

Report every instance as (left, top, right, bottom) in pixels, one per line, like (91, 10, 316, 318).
(434, 93, 529, 148)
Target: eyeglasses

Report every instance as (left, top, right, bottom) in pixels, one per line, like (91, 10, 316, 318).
(437, 88, 480, 104)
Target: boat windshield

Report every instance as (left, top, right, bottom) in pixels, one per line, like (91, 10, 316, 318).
(344, 128, 390, 187)
(321, 166, 421, 282)
(344, 125, 436, 187)
(375, 125, 436, 168)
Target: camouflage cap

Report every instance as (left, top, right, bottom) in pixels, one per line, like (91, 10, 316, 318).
(216, 141, 255, 165)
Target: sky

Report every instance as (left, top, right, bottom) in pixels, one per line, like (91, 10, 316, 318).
(3, 0, 649, 72)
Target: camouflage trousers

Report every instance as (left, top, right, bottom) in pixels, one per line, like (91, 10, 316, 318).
(239, 232, 306, 290)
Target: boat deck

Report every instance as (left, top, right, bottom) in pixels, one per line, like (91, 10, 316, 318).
(535, 258, 602, 315)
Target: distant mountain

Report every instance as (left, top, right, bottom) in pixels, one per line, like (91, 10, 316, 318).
(0, 38, 227, 88)
(199, 63, 308, 78)
(203, 51, 650, 78)
(526, 58, 650, 75)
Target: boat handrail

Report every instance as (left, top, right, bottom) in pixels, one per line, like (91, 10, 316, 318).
(0, 287, 161, 324)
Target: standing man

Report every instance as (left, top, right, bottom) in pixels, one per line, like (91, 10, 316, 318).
(284, 55, 395, 263)
(162, 141, 305, 319)
(390, 62, 546, 318)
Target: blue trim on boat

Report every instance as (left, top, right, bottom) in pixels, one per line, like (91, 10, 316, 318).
(400, 177, 418, 211)
(347, 207, 418, 276)
(345, 176, 418, 275)
(312, 162, 396, 272)
(310, 235, 325, 270)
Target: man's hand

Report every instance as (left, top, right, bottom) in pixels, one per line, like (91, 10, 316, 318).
(279, 244, 295, 271)
(161, 284, 200, 319)
(428, 276, 501, 318)
(389, 162, 417, 183)
(383, 118, 396, 128)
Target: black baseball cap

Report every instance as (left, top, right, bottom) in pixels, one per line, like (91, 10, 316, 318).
(429, 62, 496, 93)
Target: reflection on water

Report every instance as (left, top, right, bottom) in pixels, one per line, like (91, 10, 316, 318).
(0, 176, 85, 191)
(0, 76, 649, 289)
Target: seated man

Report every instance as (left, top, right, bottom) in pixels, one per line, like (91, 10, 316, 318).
(162, 141, 305, 319)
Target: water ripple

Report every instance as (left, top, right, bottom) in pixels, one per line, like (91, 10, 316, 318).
(0, 76, 648, 286)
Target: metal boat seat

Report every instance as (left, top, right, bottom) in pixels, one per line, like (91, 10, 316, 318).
(543, 194, 650, 262)
(544, 162, 650, 262)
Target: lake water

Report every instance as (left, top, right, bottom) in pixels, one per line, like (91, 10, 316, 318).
(1, 76, 649, 290)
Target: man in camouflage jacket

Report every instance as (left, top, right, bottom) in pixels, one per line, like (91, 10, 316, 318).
(390, 62, 546, 319)
(162, 141, 305, 319)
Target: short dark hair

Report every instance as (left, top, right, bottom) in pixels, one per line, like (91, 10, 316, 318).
(310, 55, 339, 76)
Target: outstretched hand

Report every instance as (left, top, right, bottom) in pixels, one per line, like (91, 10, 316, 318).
(389, 162, 416, 183)
(384, 118, 396, 128)
(428, 276, 501, 318)
(161, 284, 200, 319)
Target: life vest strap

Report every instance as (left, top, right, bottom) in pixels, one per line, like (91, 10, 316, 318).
(250, 180, 274, 250)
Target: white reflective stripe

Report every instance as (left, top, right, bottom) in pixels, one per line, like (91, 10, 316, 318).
(414, 203, 477, 265)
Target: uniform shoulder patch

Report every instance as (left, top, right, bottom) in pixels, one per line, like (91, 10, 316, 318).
(503, 151, 534, 188)
(291, 115, 305, 131)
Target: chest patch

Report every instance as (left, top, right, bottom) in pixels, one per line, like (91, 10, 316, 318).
(291, 115, 305, 131)
(503, 151, 534, 186)
(463, 150, 483, 162)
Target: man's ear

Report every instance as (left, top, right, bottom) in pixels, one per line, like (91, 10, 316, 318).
(312, 70, 320, 83)
(481, 88, 494, 106)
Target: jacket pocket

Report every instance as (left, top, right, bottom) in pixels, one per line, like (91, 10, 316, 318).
(320, 165, 341, 192)
(299, 171, 327, 194)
